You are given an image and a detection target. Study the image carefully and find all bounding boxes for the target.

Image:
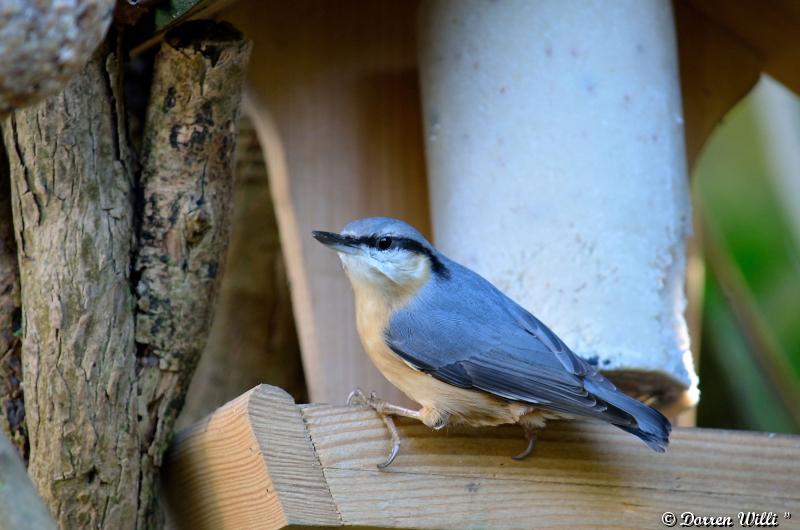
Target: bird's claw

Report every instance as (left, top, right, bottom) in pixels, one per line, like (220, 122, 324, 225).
(512, 430, 537, 461)
(347, 388, 367, 407)
(346, 388, 388, 414)
(377, 414, 401, 469)
(346, 388, 401, 469)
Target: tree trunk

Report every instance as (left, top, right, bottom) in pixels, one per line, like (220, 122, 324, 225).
(3, 41, 140, 528)
(2, 21, 250, 529)
(0, 130, 25, 461)
(134, 21, 250, 528)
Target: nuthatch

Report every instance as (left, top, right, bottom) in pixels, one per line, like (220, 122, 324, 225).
(313, 217, 671, 468)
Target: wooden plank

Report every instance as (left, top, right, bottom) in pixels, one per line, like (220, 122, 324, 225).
(683, 0, 800, 96)
(224, 0, 430, 406)
(164, 385, 340, 530)
(165, 384, 800, 530)
(674, 0, 762, 168)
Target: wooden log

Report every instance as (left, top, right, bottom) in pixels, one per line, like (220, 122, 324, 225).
(165, 384, 800, 530)
(128, 0, 241, 54)
(0, 130, 26, 460)
(2, 42, 142, 529)
(134, 20, 250, 528)
(0, 431, 57, 530)
(226, 0, 430, 406)
(0, 0, 114, 115)
(177, 114, 306, 430)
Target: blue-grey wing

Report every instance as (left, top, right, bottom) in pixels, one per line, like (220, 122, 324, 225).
(385, 263, 635, 425)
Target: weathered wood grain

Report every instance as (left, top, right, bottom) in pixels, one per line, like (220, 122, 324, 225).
(683, 0, 800, 96)
(135, 20, 250, 529)
(129, 0, 241, 54)
(164, 385, 340, 530)
(178, 114, 306, 430)
(166, 384, 800, 530)
(2, 42, 141, 529)
(226, 0, 430, 407)
(674, 0, 762, 169)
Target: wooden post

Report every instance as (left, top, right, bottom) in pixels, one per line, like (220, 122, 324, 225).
(134, 20, 250, 528)
(226, 0, 430, 407)
(165, 384, 800, 530)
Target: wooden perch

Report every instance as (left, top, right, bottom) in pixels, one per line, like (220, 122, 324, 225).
(165, 384, 800, 530)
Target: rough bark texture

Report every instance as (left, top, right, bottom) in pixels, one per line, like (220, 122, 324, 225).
(0, 0, 114, 115)
(0, 132, 26, 461)
(2, 42, 141, 529)
(0, 430, 58, 530)
(134, 21, 250, 528)
(177, 115, 306, 430)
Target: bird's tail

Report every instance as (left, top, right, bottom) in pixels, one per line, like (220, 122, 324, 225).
(585, 380, 672, 452)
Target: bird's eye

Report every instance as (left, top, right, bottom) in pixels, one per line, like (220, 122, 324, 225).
(377, 236, 393, 250)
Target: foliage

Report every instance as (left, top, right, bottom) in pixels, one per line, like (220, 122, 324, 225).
(694, 79, 800, 433)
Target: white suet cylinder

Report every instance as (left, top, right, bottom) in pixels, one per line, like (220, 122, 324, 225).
(418, 0, 698, 411)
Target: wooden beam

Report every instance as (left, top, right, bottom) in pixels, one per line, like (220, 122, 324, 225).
(165, 385, 800, 530)
(674, 0, 762, 169)
(224, 0, 430, 407)
(683, 0, 800, 96)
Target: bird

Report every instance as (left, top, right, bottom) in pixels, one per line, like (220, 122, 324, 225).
(312, 217, 671, 469)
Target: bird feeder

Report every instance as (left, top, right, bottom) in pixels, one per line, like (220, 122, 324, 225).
(418, 0, 697, 414)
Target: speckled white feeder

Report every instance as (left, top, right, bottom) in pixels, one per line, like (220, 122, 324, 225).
(0, 0, 114, 115)
(418, 0, 698, 412)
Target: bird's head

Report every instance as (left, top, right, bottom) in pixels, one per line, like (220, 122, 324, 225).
(313, 217, 448, 298)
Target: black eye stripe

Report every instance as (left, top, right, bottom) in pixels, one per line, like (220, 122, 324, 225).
(347, 234, 450, 279)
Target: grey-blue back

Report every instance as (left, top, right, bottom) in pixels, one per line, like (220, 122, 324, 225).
(385, 251, 671, 450)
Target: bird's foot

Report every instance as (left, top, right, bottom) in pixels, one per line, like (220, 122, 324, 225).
(346, 388, 421, 469)
(512, 428, 538, 461)
(347, 387, 369, 407)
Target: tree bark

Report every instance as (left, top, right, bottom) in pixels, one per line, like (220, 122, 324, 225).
(2, 41, 140, 529)
(0, 130, 26, 461)
(134, 21, 250, 528)
(2, 21, 250, 529)
(177, 114, 306, 429)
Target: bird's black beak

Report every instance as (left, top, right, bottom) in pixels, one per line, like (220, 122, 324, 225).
(312, 231, 360, 255)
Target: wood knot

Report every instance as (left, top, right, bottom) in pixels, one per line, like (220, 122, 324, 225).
(185, 209, 210, 245)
